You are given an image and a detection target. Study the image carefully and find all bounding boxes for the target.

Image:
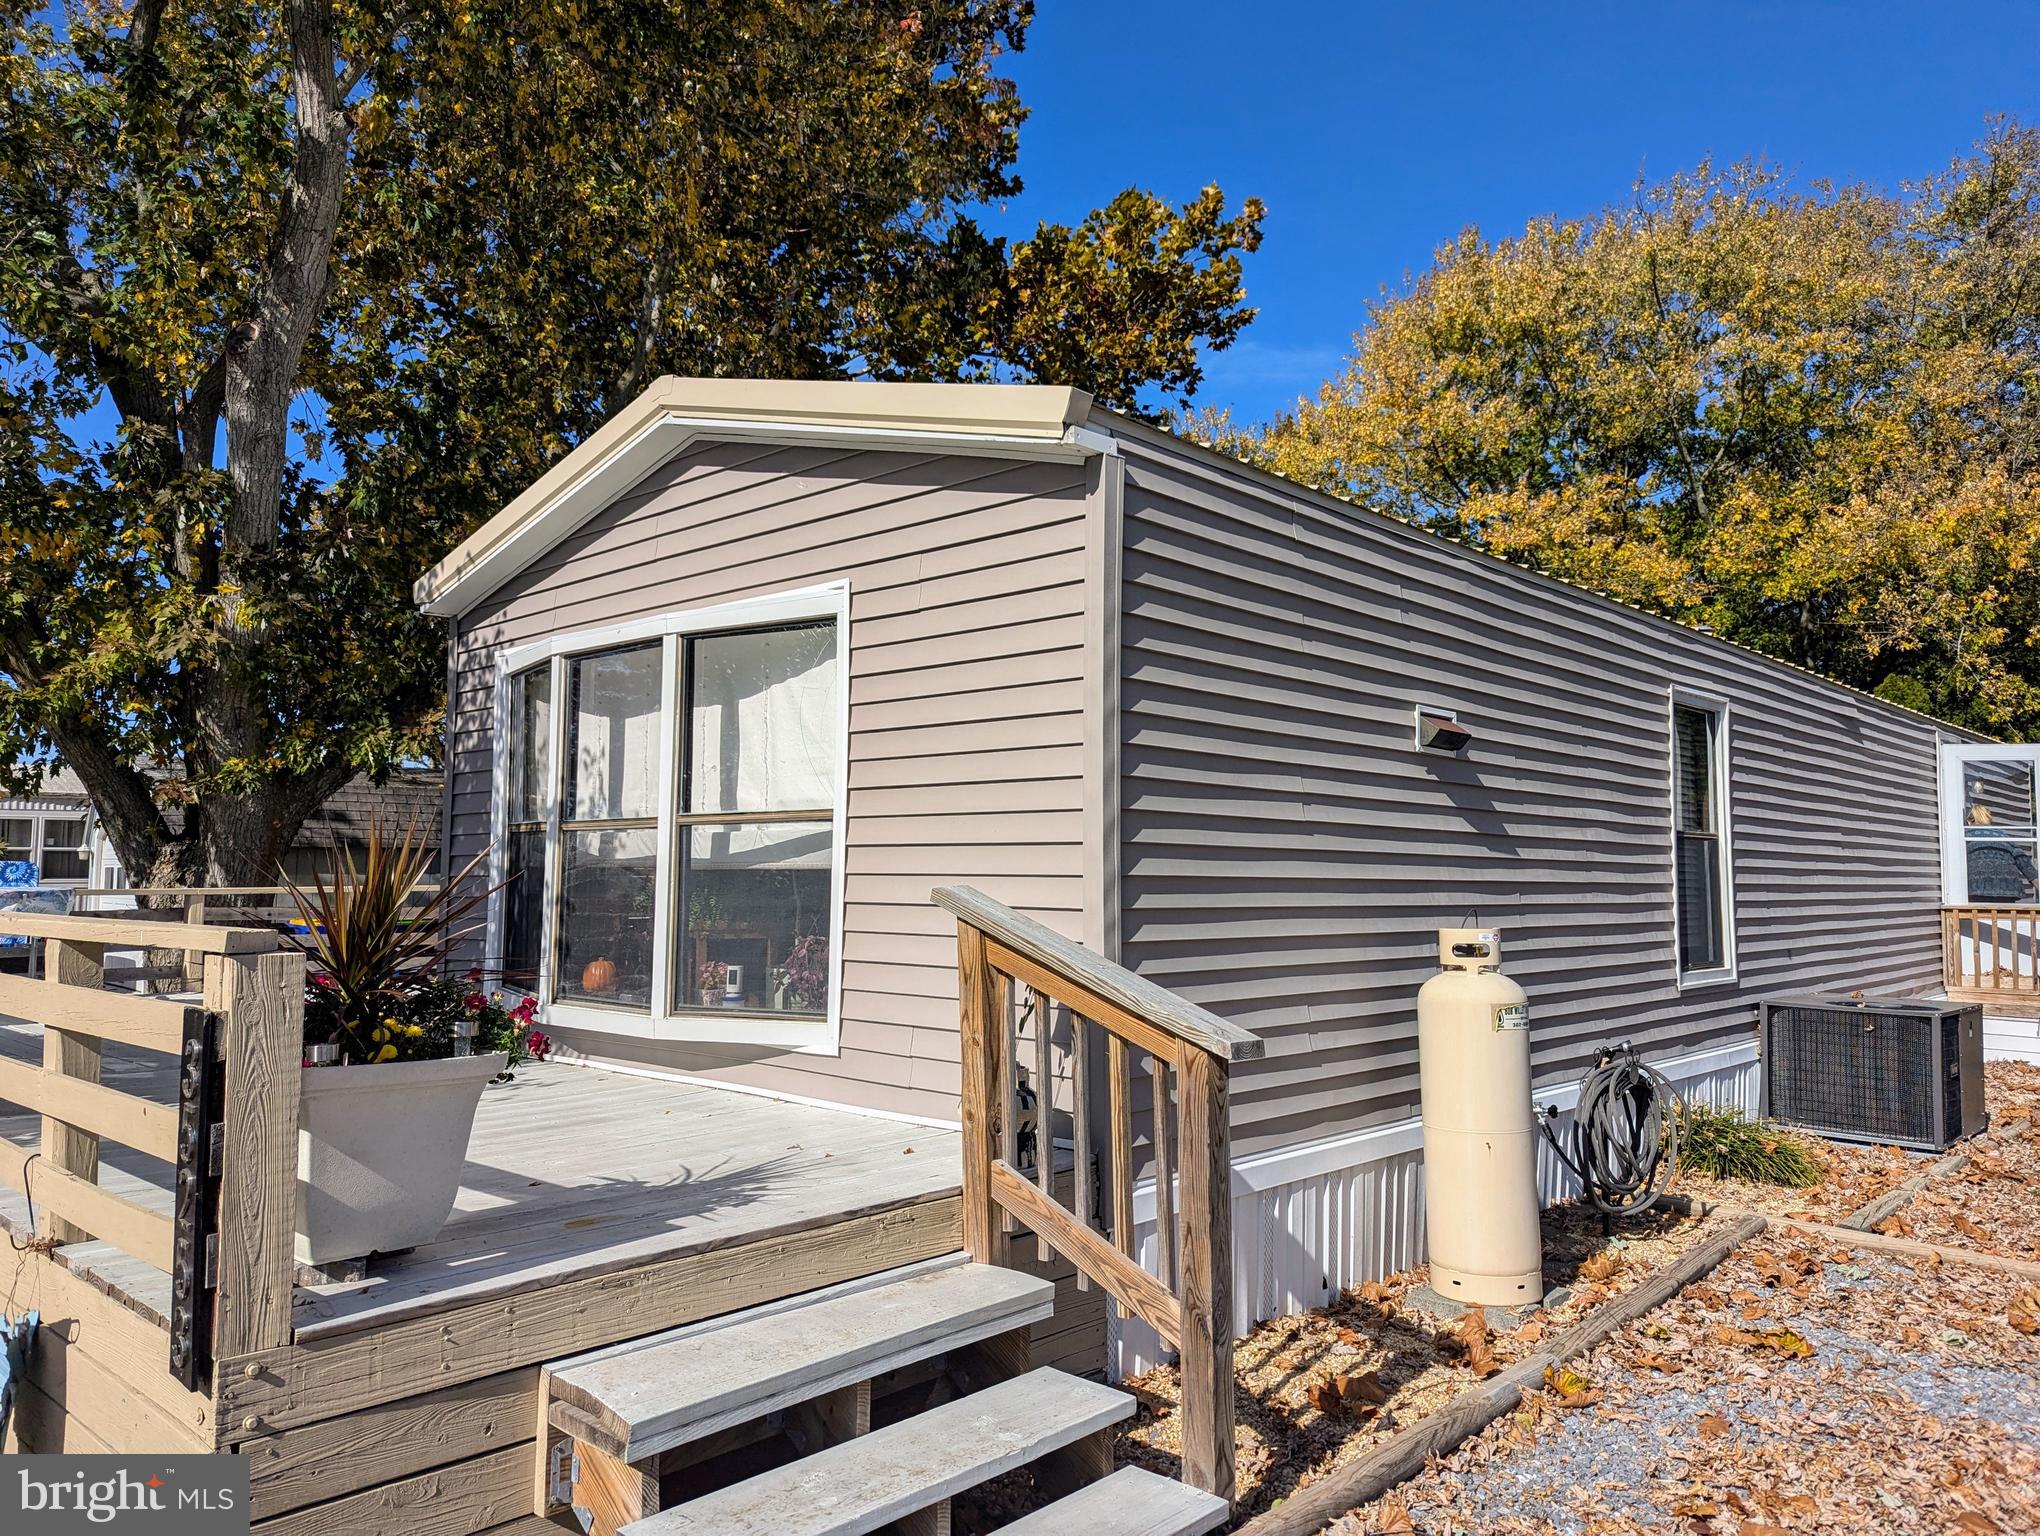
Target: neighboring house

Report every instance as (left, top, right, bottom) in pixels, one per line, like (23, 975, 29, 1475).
(0, 765, 441, 899)
(416, 377, 1997, 1335)
(0, 766, 116, 893)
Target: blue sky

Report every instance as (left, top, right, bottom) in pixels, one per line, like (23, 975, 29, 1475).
(991, 0, 2040, 424)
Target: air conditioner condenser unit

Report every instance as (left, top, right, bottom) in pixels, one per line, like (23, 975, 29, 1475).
(1759, 995, 1985, 1153)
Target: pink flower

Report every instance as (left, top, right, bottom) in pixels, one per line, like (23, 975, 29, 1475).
(526, 1029, 553, 1061)
(464, 991, 487, 1011)
(465, 967, 483, 983)
(312, 972, 336, 990)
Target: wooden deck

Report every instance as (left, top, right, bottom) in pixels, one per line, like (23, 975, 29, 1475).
(1, 1019, 962, 1340)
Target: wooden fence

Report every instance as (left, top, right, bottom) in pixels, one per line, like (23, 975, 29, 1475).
(934, 885, 1263, 1505)
(0, 908, 304, 1388)
(1943, 905, 2040, 1015)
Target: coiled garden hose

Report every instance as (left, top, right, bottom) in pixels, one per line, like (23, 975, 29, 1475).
(1538, 1043, 1681, 1218)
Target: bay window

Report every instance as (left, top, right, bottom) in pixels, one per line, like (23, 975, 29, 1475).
(490, 584, 848, 1049)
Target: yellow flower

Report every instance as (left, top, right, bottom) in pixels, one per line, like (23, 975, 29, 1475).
(372, 1026, 390, 1043)
(405, 1024, 424, 1038)
(373, 1044, 398, 1063)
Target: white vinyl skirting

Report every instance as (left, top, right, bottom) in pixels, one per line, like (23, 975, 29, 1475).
(1108, 1038, 1761, 1378)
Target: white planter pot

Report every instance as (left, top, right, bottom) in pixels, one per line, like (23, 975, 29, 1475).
(296, 1053, 507, 1266)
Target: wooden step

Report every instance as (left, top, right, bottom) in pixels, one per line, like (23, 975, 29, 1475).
(549, 1260, 1055, 1464)
(621, 1367, 1134, 1536)
(998, 1467, 1231, 1536)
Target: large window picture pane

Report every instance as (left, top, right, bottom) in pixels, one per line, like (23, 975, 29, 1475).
(677, 822, 833, 1015)
(501, 828, 547, 989)
(557, 827, 657, 1008)
(686, 624, 838, 815)
(566, 645, 661, 821)
(511, 666, 553, 824)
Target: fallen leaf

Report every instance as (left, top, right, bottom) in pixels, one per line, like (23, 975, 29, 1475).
(1372, 1494, 1416, 1536)
(2009, 1288, 2040, 1335)
(1445, 1306, 1502, 1377)
(1875, 1212, 1915, 1237)
(1578, 1250, 1624, 1283)
(1514, 1318, 1544, 1345)
(1953, 1514, 1999, 1536)
(1542, 1363, 1600, 1407)
(1952, 1213, 1989, 1242)
(1710, 1324, 1814, 1359)
(1696, 1412, 1732, 1439)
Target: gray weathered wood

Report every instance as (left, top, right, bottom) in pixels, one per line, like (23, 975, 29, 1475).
(0, 909, 279, 954)
(997, 1467, 1230, 1536)
(1150, 1055, 1176, 1293)
(210, 948, 305, 1360)
(622, 1368, 1133, 1536)
(1031, 987, 1052, 1262)
(549, 1261, 1054, 1464)
(244, 1368, 539, 1520)
(1071, 1010, 1092, 1291)
(931, 887, 1262, 1062)
(40, 939, 106, 1244)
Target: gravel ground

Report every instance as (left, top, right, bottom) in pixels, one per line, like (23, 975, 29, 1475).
(1335, 1242, 2040, 1536)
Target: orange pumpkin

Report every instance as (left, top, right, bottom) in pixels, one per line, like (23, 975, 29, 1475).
(581, 957, 618, 995)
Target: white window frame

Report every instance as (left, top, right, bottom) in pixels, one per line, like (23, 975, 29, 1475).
(1668, 687, 1737, 989)
(487, 580, 851, 1052)
(0, 810, 98, 888)
(1937, 740, 2040, 907)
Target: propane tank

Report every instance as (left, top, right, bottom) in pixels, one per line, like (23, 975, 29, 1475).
(1418, 927, 1542, 1306)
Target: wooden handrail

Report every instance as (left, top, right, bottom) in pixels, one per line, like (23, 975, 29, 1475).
(0, 910, 279, 954)
(934, 884, 1256, 1506)
(932, 886, 1263, 1063)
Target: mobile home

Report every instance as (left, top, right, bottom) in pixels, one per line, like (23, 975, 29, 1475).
(420, 376, 1996, 1333)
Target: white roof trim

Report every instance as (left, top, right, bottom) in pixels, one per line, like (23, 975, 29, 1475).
(415, 377, 1099, 618)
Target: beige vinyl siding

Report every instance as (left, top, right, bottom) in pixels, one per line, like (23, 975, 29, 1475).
(1111, 429, 1963, 1159)
(448, 438, 1093, 1121)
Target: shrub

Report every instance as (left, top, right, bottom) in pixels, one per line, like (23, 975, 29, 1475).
(1675, 1101, 1825, 1188)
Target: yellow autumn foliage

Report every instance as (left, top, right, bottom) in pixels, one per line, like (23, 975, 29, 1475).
(1237, 121, 2040, 738)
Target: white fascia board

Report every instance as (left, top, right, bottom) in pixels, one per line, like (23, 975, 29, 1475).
(417, 412, 1111, 619)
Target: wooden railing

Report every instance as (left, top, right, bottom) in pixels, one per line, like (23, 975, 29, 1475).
(79, 884, 436, 988)
(0, 908, 304, 1388)
(934, 885, 1262, 1505)
(1943, 905, 2040, 1013)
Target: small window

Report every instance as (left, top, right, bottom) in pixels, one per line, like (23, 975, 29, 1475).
(0, 819, 32, 863)
(39, 817, 90, 882)
(1672, 701, 1732, 978)
(1960, 759, 2039, 905)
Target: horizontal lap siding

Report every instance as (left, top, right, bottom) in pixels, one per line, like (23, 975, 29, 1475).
(449, 440, 1092, 1120)
(1116, 443, 1957, 1158)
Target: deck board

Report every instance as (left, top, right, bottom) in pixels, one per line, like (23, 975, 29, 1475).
(0, 1018, 960, 1342)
